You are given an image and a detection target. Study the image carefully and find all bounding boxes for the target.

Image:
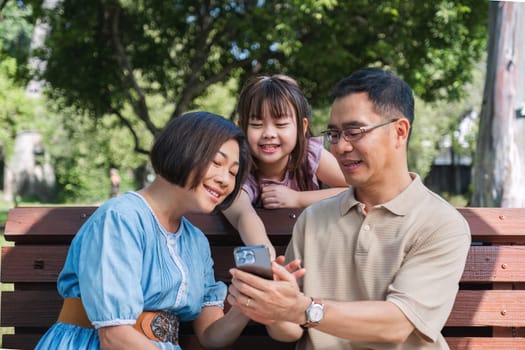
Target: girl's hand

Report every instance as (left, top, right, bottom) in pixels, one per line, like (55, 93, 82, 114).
(260, 184, 299, 208)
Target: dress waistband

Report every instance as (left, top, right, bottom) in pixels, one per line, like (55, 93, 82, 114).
(57, 297, 179, 345)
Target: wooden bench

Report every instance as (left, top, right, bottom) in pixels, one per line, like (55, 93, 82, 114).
(1, 206, 524, 349)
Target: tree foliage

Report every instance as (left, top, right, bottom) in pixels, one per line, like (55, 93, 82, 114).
(1, 0, 489, 203)
(0, 1, 37, 158)
(22, 0, 488, 155)
(0, 0, 33, 69)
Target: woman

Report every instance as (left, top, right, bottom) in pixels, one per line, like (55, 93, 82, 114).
(35, 112, 251, 349)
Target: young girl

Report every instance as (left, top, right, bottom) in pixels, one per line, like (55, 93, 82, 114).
(223, 74, 347, 258)
(35, 112, 252, 350)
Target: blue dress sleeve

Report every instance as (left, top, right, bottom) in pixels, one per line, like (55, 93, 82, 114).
(75, 208, 145, 328)
(201, 242, 227, 308)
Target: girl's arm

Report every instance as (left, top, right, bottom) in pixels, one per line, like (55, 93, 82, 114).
(193, 305, 250, 349)
(222, 190, 276, 259)
(261, 149, 347, 209)
(261, 186, 347, 208)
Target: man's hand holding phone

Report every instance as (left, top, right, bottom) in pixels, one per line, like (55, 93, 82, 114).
(228, 253, 306, 326)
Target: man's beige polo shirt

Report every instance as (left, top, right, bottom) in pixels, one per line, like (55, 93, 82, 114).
(285, 174, 471, 350)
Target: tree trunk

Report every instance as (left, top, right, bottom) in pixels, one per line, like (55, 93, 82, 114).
(3, 131, 56, 203)
(471, 1, 525, 207)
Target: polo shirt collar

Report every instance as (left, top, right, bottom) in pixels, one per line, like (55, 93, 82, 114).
(340, 189, 360, 215)
(381, 173, 424, 215)
(339, 173, 425, 216)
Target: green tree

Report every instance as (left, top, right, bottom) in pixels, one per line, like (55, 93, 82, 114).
(0, 0, 33, 67)
(0, 0, 38, 163)
(21, 0, 487, 155)
(0, 0, 36, 155)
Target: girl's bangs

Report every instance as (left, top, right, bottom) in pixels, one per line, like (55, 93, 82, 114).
(249, 89, 294, 120)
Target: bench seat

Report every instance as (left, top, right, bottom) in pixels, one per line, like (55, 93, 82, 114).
(2, 207, 524, 349)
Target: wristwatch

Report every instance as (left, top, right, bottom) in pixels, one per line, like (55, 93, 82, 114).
(300, 297, 324, 329)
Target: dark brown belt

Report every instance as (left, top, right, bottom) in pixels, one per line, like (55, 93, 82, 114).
(57, 297, 179, 345)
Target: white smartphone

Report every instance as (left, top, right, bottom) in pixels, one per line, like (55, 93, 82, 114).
(233, 245, 273, 280)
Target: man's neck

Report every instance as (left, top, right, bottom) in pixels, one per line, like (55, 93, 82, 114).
(355, 172, 413, 210)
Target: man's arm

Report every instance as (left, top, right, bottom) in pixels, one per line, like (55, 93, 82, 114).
(229, 266, 414, 344)
(307, 299, 414, 343)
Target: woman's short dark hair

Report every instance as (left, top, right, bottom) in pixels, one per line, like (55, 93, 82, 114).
(150, 111, 250, 210)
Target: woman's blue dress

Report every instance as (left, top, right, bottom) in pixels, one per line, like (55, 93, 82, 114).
(35, 191, 226, 349)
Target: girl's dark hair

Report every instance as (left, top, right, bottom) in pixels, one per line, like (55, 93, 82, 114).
(150, 111, 250, 210)
(237, 74, 315, 191)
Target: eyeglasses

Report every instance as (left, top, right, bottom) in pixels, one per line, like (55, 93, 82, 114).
(321, 118, 399, 144)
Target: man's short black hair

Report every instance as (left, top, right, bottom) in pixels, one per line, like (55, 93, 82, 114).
(331, 67, 415, 126)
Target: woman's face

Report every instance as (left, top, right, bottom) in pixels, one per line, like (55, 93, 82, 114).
(192, 139, 240, 213)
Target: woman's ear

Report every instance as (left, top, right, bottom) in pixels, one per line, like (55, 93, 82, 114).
(302, 117, 309, 136)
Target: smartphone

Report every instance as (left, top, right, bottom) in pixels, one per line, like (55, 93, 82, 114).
(233, 245, 273, 280)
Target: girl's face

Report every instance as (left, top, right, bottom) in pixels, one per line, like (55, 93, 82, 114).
(191, 139, 240, 213)
(246, 101, 305, 175)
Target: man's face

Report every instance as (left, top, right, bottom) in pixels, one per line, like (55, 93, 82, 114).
(328, 92, 398, 189)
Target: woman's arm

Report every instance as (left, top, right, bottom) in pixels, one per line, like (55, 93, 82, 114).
(222, 190, 276, 259)
(98, 325, 159, 350)
(193, 306, 251, 349)
(266, 321, 304, 342)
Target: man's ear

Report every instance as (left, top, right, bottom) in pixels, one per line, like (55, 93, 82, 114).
(395, 118, 411, 148)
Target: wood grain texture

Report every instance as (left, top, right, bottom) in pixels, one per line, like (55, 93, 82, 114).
(2, 206, 525, 350)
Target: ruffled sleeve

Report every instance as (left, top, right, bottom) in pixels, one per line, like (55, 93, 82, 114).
(74, 208, 145, 328)
(201, 244, 227, 308)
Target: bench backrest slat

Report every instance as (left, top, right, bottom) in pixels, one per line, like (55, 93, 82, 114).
(462, 246, 525, 282)
(2, 206, 525, 350)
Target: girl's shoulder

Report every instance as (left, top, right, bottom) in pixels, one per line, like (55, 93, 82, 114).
(306, 136, 324, 171)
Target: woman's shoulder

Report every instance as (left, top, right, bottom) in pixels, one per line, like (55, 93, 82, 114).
(86, 192, 153, 233)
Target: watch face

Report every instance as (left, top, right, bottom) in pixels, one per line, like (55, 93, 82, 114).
(308, 304, 324, 323)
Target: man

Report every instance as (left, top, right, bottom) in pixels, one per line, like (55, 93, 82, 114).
(228, 67, 471, 350)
